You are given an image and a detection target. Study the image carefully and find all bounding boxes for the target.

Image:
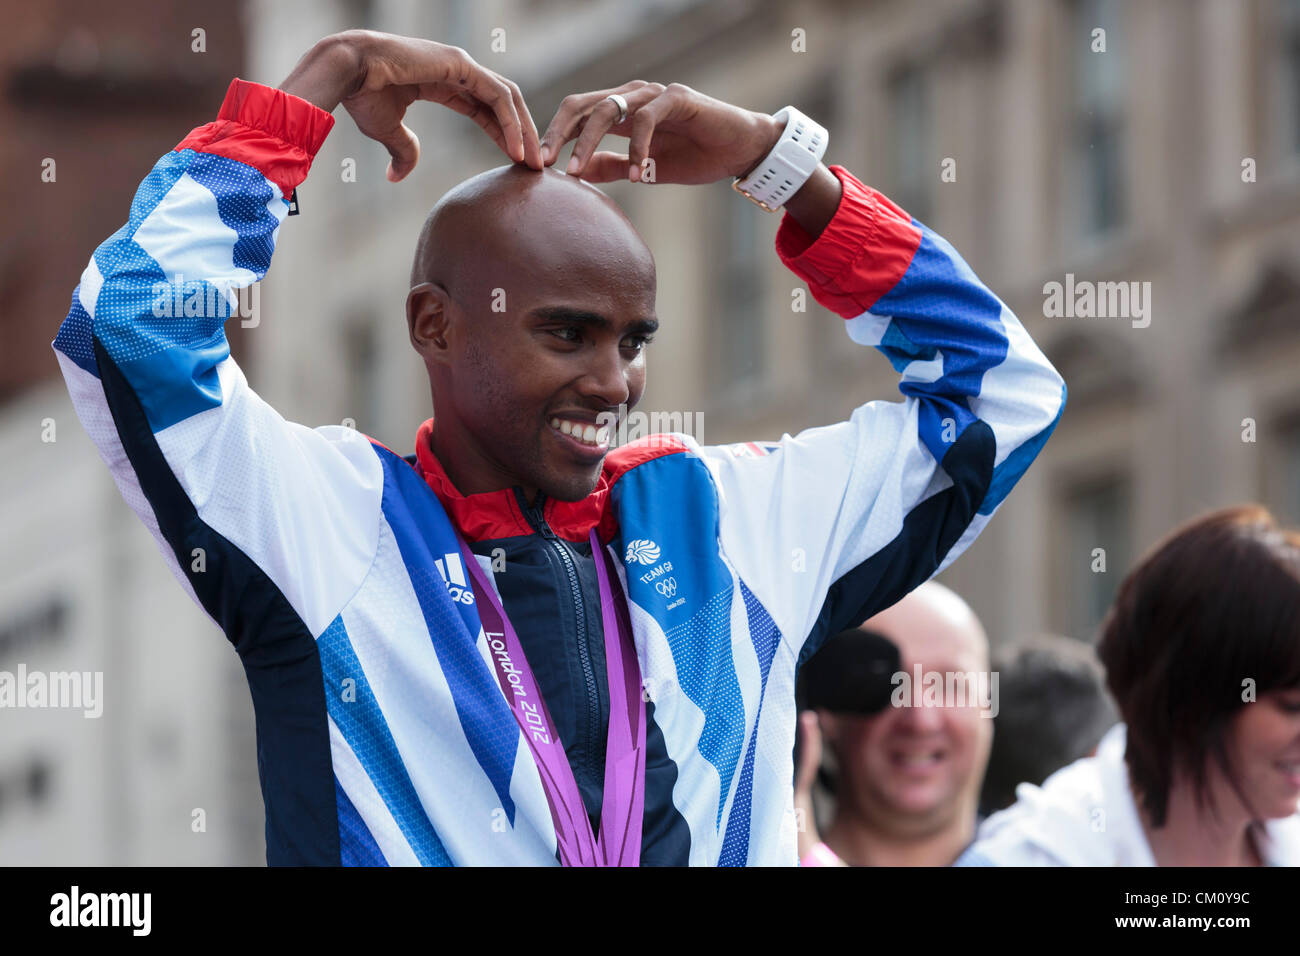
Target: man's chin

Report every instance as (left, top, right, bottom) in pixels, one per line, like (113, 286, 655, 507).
(539, 464, 605, 502)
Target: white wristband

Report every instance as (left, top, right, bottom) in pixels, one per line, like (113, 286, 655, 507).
(731, 106, 828, 212)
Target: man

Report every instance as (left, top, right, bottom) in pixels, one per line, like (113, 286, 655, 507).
(978, 634, 1117, 817)
(51, 29, 1066, 865)
(795, 584, 994, 866)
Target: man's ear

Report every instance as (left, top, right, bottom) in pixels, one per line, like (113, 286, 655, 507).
(407, 282, 454, 365)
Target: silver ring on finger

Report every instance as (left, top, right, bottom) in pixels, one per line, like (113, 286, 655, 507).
(604, 93, 629, 125)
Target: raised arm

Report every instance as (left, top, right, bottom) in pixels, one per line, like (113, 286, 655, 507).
(710, 163, 1066, 662)
(50, 32, 543, 645)
(540, 82, 1066, 661)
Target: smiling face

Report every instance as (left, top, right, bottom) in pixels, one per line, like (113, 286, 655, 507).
(1223, 688, 1300, 820)
(408, 166, 657, 502)
(823, 586, 992, 835)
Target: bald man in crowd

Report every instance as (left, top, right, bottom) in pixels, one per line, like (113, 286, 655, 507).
(52, 30, 1065, 865)
(795, 583, 994, 866)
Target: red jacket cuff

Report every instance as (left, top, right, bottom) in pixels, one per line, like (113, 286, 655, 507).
(774, 165, 922, 317)
(174, 78, 336, 200)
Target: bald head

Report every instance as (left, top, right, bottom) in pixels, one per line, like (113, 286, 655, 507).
(405, 165, 659, 504)
(867, 582, 989, 670)
(410, 165, 653, 298)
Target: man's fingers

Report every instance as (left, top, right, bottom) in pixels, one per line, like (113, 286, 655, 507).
(580, 151, 631, 183)
(381, 121, 420, 182)
(790, 712, 811, 790)
(431, 88, 509, 155)
(487, 68, 543, 168)
(565, 96, 626, 175)
(539, 80, 650, 169)
(344, 38, 538, 168)
(565, 83, 668, 178)
(477, 75, 523, 162)
(446, 56, 525, 162)
(433, 78, 539, 167)
(626, 84, 681, 179)
(794, 711, 822, 793)
(539, 93, 595, 168)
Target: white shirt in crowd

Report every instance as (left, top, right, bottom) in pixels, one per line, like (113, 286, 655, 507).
(957, 723, 1300, 866)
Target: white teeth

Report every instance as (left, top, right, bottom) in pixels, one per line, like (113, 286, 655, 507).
(551, 418, 606, 447)
(896, 753, 942, 767)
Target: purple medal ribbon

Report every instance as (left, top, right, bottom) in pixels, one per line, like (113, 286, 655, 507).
(458, 529, 647, 866)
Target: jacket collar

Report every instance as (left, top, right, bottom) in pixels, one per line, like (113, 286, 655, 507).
(412, 417, 614, 544)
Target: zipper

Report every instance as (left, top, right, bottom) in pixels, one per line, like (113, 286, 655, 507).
(515, 488, 601, 812)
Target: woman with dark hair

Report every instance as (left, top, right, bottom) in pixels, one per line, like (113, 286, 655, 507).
(958, 505, 1300, 866)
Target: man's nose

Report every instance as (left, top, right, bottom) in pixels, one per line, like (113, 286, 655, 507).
(895, 695, 946, 732)
(578, 344, 633, 408)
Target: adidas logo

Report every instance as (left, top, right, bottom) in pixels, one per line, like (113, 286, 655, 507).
(434, 552, 476, 605)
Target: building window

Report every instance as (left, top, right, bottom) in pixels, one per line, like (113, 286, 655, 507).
(888, 63, 933, 224)
(0, 754, 54, 822)
(715, 192, 765, 388)
(0, 596, 68, 661)
(1069, 0, 1127, 237)
(1276, 0, 1300, 156)
(1267, 415, 1300, 525)
(1063, 474, 1133, 642)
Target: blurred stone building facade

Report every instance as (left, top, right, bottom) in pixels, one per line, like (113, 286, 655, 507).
(2, 0, 1298, 863)
(0, 0, 261, 864)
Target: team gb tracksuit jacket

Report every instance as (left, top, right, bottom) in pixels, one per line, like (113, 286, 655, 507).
(52, 78, 1067, 865)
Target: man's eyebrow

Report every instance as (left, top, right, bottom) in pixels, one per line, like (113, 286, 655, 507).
(529, 306, 659, 335)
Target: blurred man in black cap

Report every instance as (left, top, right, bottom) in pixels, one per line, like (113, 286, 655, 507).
(795, 582, 992, 866)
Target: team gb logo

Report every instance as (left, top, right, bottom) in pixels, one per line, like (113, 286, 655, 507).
(625, 539, 661, 565)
